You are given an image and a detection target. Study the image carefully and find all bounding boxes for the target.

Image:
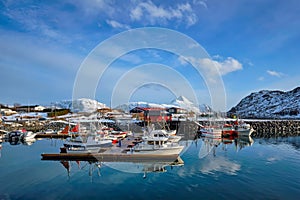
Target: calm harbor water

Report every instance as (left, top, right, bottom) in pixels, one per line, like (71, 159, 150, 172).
(0, 135, 300, 199)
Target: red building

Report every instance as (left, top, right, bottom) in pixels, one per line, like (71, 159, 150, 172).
(130, 107, 172, 122)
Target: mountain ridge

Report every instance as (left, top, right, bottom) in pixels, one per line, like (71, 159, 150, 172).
(228, 87, 300, 119)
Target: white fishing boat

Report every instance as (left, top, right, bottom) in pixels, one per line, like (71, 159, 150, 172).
(63, 135, 112, 153)
(22, 131, 36, 141)
(144, 125, 181, 143)
(108, 130, 127, 139)
(129, 131, 184, 155)
(234, 120, 254, 136)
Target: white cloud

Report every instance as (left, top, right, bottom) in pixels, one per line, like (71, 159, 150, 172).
(200, 156, 241, 175)
(106, 20, 130, 29)
(72, 0, 115, 17)
(130, 1, 198, 26)
(267, 70, 285, 78)
(180, 56, 243, 76)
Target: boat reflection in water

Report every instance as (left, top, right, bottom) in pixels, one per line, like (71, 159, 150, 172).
(197, 135, 254, 176)
(198, 135, 254, 159)
(234, 135, 254, 151)
(57, 156, 184, 180)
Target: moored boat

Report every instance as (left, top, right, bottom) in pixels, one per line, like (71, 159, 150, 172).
(144, 126, 181, 143)
(63, 135, 112, 153)
(222, 124, 238, 137)
(21, 131, 36, 141)
(129, 129, 184, 155)
(234, 120, 254, 136)
(200, 127, 223, 138)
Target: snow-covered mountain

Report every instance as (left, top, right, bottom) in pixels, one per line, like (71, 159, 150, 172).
(199, 104, 213, 114)
(54, 98, 107, 113)
(115, 96, 212, 114)
(228, 87, 300, 118)
(52, 96, 212, 114)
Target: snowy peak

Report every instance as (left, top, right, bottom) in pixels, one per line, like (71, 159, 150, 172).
(175, 96, 193, 104)
(171, 96, 194, 106)
(228, 87, 300, 118)
(171, 96, 200, 113)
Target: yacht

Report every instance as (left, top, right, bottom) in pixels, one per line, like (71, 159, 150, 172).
(129, 130, 184, 155)
(63, 135, 112, 153)
(21, 131, 36, 142)
(144, 125, 181, 143)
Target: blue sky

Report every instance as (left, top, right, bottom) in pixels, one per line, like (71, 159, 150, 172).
(0, 0, 299, 111)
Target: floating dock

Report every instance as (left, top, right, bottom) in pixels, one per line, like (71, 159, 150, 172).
(41, 152, 182, 163)
(35, 134, 78, 139)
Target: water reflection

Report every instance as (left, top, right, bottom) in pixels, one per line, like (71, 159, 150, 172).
(1, 129, 298, 181)
(57, 158, 184, 180)
(235, 135, 254, 151)
(195, 135, 254, 176)
(1, 132, 300, 199)
(198, 135, 254, 158)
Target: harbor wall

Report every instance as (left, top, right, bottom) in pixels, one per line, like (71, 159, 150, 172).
(245, 120, 300, 137)
(168, 120, 300, 138)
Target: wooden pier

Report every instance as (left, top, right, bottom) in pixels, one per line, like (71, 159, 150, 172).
(41, 152, 182, 163)
(35, 133, 78, 139)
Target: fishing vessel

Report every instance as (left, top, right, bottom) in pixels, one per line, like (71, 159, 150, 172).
(63, 135, 112, 153)
(221, 124, 238, 137)
(199, 127, 223, 138)
(144, 124, 180, 142)
(129, 130, 184, 155)
(234, 120, 254, 136)
(21, 130, 36, 142)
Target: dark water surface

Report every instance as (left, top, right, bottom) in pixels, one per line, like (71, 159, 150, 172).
(0, 136, 299, 199)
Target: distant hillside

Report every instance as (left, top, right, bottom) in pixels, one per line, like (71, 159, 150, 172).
(228, 87, 300, 119)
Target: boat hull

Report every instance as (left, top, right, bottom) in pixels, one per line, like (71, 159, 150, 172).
(130, 145, 184, 155)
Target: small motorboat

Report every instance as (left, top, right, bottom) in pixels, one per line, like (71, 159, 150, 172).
(63, 135, 112, 153)
(129, 130, 184, 155)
